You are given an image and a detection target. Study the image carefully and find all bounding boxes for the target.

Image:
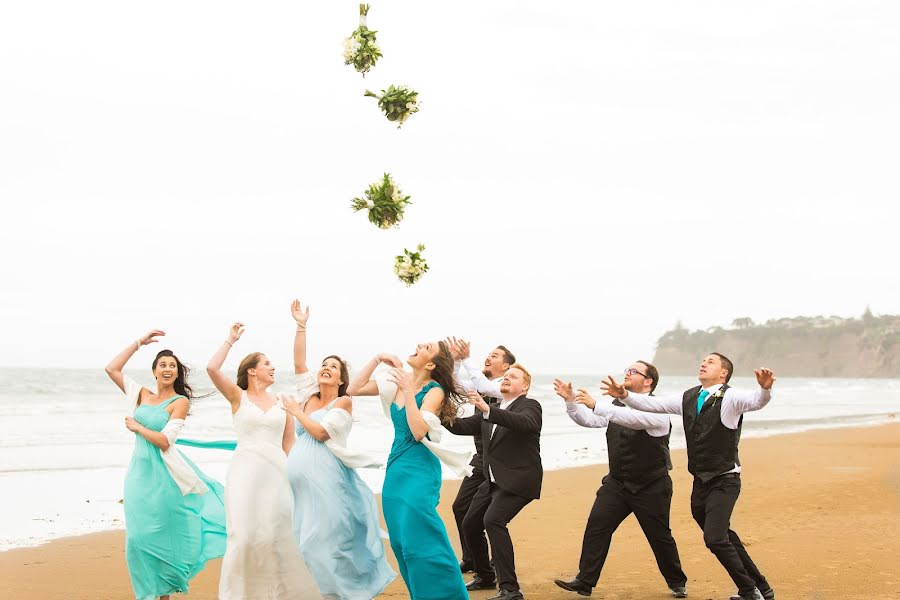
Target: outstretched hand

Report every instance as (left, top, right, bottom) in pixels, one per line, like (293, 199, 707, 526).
(377, 354, 403, 368)
(291, 299, 310, 327)
(600, 375, 627, 399)
(138, 330, 165, 346)
(755, 368, 776, 390)
(467, 390, 490, 414)
(446, 336, 471, 360)
(553, 378, 574, 402)
(575, 388, 596, 409)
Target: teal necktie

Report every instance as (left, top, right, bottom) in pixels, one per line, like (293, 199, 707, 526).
(696, 389, 710, 414)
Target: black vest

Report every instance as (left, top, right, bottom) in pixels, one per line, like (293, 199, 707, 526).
(606, 399, 672, 491)
(469, 395, 499, 474)
(682, 384, 741, 482)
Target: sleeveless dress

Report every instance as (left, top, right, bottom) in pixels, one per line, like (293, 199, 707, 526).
(286, 398, 395, 599)
(381, 382, 469, 600)
(219, 392, 321, 599)
(124, 395, 227, 600)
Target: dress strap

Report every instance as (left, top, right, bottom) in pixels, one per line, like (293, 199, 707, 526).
(158, 395, 186, 409)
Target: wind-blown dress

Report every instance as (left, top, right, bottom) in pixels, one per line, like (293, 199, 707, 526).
(285, 373, 396, 600)
(121, 376, 226, 600)
(375, 373, 472, 600)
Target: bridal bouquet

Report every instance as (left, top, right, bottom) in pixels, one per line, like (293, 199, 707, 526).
(364, 85, 419, 128)
(350, 173, 412, 229)
(343, 4, 382, 76)
(394, 244, 428, 286)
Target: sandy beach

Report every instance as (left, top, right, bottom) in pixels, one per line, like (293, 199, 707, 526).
(2, 422, 898, 600)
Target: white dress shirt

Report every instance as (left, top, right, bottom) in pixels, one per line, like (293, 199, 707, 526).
(564, 400, 670, 437)
(621, 383, 772, 474)
(455, 359, 504, 398)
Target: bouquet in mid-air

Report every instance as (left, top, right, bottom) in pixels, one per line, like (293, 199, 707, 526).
(344, 4, 382, 76)
(364, 85, 419, 128)
(394, 244, 428, 286)
(351, 173, 412, 229)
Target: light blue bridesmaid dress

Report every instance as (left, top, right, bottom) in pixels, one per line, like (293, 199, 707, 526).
(381, 382, 469, 600)
(286, 399, 395, 599)
(124, 395, 227, 600)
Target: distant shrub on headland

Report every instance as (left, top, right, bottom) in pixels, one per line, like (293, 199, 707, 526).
(653, 308, 900, 378)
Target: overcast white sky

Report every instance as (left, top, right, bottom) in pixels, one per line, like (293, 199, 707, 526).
(1, 1, 898, 373)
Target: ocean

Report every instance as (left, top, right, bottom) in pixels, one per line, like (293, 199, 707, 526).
(0, 368, 897, 551)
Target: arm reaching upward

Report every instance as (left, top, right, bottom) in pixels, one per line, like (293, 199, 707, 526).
(207, 323, 245, 412)
(105, 330, 164, 394)
(291, 299, 310, 375)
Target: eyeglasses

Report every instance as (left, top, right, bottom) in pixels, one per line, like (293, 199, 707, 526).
(624, 368, 649, 378)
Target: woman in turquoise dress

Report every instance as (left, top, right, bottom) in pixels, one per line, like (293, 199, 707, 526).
(281, 299, 395, 599)
(105, 330, 227, 600)
(348, 340, 472, 600)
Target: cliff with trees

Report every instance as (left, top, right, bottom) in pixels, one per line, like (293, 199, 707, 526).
(653, 309, 900, 378)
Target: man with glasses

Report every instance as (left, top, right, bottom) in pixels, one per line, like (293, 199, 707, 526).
(602, 353, 776, 600)
(552, 361, 688, 598)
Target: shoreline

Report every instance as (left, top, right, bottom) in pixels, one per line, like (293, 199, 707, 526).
(2, 423, 899, 599)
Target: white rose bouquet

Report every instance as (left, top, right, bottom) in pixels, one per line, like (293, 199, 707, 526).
(364, 85, 419, 128)
(350, 173, 412, 229)
(394, 244, 429, 286)
(343, 4, 382, 76)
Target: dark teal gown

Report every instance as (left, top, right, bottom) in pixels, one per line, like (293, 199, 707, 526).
(381, 382, 469, 600)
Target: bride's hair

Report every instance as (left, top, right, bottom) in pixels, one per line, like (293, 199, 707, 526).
(236, 352, 264, 390)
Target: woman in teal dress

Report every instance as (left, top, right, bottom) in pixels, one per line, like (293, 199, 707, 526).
(282, 300, 395, 599)
(348, 340, 471, 600)
(105, 330, 227, 600)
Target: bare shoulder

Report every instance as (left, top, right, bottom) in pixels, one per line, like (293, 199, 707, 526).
(168, 396, 190, 417)
(334, 395, 353, 413)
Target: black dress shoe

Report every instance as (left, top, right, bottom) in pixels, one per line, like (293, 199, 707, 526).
(758, 587, 775, 600)
(460, 560, 474, 573)
(466, 576, 497, 591)
(554, 578, 592, 596)
(670, 585, 688, 598)
(729, 590, 762, 600)
(488, 590, 524, 600)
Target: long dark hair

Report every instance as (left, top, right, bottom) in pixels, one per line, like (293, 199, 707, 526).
(322, 355, 351, 397)
(429, 341, 468, 426)
(152, 350, 194, 401)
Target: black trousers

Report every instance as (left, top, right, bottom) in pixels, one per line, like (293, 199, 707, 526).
(452, 468, 486, 563)
(690, 474, 770, 597)
(576, 475, 687, 588)
(462, 480, 532, 591)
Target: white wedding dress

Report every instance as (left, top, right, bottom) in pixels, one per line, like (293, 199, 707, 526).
(219, 392, 321, 599)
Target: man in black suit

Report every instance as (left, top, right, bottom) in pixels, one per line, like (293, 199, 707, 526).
(446, 363, 542, 600)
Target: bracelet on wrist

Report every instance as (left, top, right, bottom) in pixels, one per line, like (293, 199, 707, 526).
(224, 340, 234, 347)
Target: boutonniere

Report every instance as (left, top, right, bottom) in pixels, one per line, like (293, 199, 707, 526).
(709, 388, 726, 407)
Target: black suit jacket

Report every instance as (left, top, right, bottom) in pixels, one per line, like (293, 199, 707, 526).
(446, 395, 543, 500)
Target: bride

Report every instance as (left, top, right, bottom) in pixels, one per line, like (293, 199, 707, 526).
(206, 322, 321, 599)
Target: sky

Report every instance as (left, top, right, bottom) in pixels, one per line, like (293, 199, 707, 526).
(1, 1, 899, 373)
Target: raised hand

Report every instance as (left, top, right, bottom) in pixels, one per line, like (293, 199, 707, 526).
(754, 368, 776, 390)
(600, 375, 627, 399)
(138, 329, 165, 346)
(377, 354, 403, 368)
(291, 299, 310, 327)
(445, 337, 462, 361)
(467, 390, 490, 414)
(575, 388, 597, 409)
(281, 394, 303, 417)
(553, 378, 574, 402)
(228, 322, 245, 344)
(456, 338, 472, 360)
(387, 368, 413, 398)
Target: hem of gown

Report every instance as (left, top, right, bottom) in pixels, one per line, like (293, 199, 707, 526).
(136, 586, 186, 600)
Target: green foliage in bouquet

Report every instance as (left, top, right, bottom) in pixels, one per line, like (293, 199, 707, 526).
(394, 244, 429, 286)
(344, 4, 382, 76)
(350, 173, 412, 230)
(364, 85, 419, 128)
